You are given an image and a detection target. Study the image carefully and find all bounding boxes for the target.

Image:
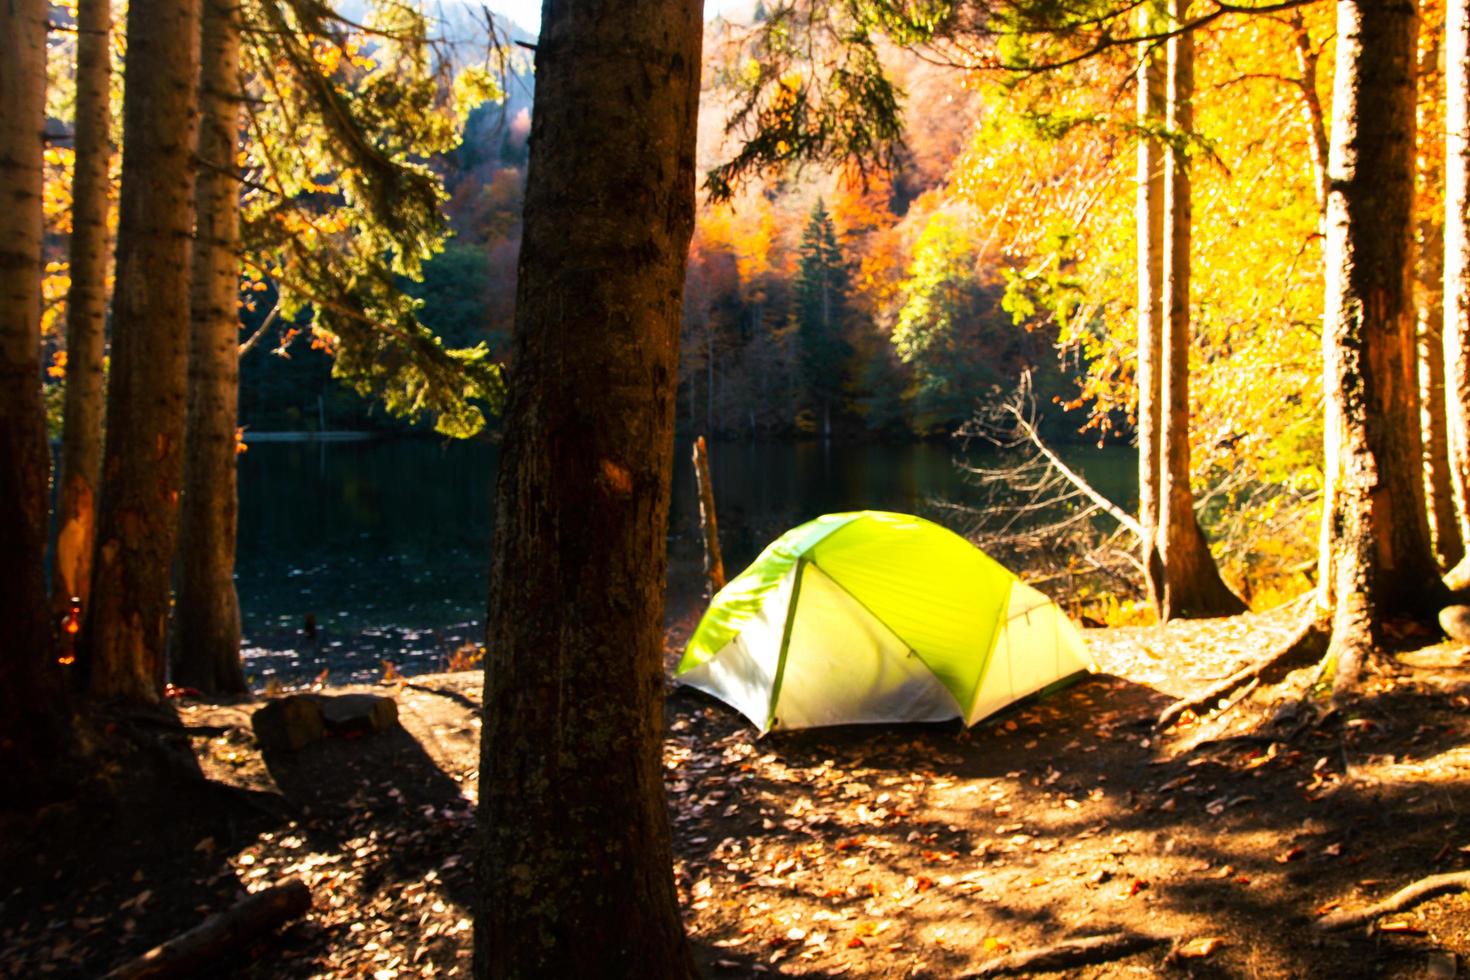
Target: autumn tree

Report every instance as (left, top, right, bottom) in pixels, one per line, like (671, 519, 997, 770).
(473, 0, 703, 976)
(52, 0, 113, 623)
(1321, 0, 1444, 692)
(172, 0, 248, 695)
(1154, 0, 1247, 618)
(82, 0, 202, 702)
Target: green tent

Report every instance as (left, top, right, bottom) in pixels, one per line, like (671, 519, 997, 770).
(676, 511, 1092, 731)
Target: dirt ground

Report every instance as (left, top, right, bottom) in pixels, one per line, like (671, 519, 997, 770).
(3, 602, 1470, 978)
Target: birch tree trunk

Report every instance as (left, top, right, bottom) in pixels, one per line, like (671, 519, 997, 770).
(0, 0, 71, 798)
(172, 0, 246, 696)
(1136, 4, 1167, 613)
(83, 0, 202, 703)
(52, 0, 113, 622)
(1157, 0, 1248, 619)
(1417, 31, 1461, 569)
(473, 2, 703, 976)
(1323, 0, 1441, 693)
(1445, 0, 1470, 588)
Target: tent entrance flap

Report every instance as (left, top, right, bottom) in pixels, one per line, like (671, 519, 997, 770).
(768, 563, 961, 730)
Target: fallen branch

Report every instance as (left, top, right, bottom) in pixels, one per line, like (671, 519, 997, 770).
(1316, 871, 1470, 931)
(1157, 616, 1327, 730)
(961, 931, 1167, 977)
(103, 879, 311, 979)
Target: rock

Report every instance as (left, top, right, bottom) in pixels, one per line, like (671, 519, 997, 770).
(316, 694, 398, 737)
(252, 695, 326, 751)
(1438, 605, 1470, 645)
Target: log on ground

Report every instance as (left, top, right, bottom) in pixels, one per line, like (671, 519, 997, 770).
(102, 878, 311, 979)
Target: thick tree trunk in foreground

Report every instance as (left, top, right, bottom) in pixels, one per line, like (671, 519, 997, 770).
(0, 0, 69, 799)
(172, 0, 246, 696)
(473, 3, 703, 978)
(1156, 0, 1248, 620)
(1323, 0, 1440, 692)
(1446, 0, 1470, 587)
(84, 0, 202, 703)
(1136, 4, 1167, 612)
(52, 0, 113, 621)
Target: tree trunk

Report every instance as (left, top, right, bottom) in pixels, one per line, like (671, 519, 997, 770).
(473, 3, 703, 978)
(52, 0, 113, 623)
(172, 0, 246, 696)
(1157, 0, 1248, 620)
(1445, 0, 1470, 588)
(0, 0, 71, 800)
(1136, 3, 1167, 612)
(1323, 0, 1441, 694)
(1417, 30, 1462, 569)
(83, 0, 202, 703)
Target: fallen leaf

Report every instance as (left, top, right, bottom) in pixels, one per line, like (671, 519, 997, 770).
(1177, 937, 1226, 959)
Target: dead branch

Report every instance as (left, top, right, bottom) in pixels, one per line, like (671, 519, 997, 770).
(1316, 871, 1470, 931)
(692, 435, 726, 593)
(1002, 402, 1144, 539)
(1156, 616, 1327, 730)
(103, 879, 311, 979)
(961, 931, 1167, 977)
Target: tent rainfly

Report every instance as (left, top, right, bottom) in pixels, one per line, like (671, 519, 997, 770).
(676, 511, 1093, 732)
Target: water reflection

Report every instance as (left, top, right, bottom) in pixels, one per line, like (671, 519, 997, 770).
(237, 437, 1135, 685)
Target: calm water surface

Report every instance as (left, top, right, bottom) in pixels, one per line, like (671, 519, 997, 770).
(236, 438, 1135, 684)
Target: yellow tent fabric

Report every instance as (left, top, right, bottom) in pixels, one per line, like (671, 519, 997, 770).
(676, 511, 1093, 731)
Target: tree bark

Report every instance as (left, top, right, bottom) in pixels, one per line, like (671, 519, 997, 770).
(52, 0, 113, 622)
(83, 0, 202, 703)
(1136, 4, 1167, 613)
(1157, 0, 1248, 620)
(172, 0, 247, 696)
(1446, 0, 1470, 587)
(473, 3, 703, 978)
(0, 0, 71, 800)
(1323, 0, 1441, 694)
(1417, 30, 1462, 569)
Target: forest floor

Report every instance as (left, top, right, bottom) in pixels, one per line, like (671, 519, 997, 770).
(4, 602, 1470, 978)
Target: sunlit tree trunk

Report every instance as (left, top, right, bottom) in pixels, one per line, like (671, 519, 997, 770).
(172, 0, 246, 696)
(1157, 0, 1248, 619)
(1323, 0, 1440, 693)
(1445, 0, 1470, 588)
(83, 0, 202, 703)
(473, 1, 703, 977)
(0, 0, 71, 798)
(52, 0, 113, 623)
(1136, 4, 1166, 612)
(1416, 30, 1462, 569)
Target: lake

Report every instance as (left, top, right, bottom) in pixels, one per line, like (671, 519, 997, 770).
(236, 437, 1136, 685)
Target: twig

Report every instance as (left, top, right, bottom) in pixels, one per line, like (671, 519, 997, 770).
(1316, 871, 1470, 931)
(961, 932, 1167, 977)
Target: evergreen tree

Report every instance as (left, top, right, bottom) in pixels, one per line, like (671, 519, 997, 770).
(792, 200, 852, 434)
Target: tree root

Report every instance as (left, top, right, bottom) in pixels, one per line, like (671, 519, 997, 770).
(103, 878, 311, 979)
(1315, 871, 1470, 931)
(1157, 617, 1327, 730)
(960, 931, 1167, 977)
